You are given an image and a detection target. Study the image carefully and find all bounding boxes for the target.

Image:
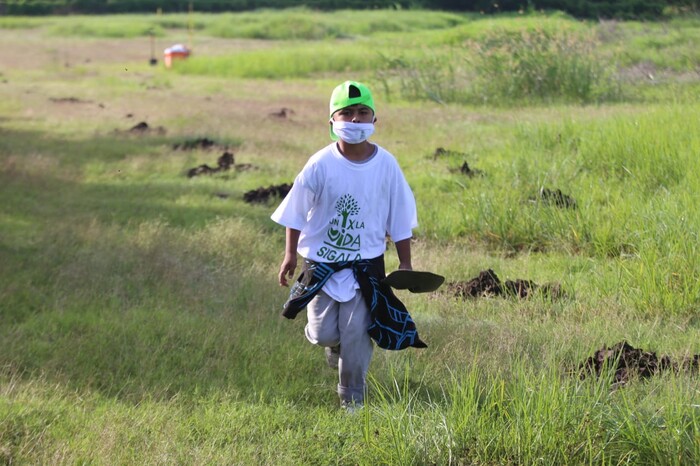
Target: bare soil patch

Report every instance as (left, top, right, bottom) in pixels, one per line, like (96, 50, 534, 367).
(577, 341, 700, 386)
(173, 137, 226, 152)
(446, 268, 564, 300)
(243, 183, 293, 204)
(0, 30, 280, 71)
(184, 147, 258, 178)
(531, 187, 577, 209)
(124, 121, 166, 135)
(187, 151, 235, 178)
(453, 161, 483, 177)
(432, 147, 464, 160)
(49, 96, 93, 104)
(433, 147, 484, 177)
(268, 107, 295, 119)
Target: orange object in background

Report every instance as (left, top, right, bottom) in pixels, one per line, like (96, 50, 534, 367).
(163, 44, 191, 68)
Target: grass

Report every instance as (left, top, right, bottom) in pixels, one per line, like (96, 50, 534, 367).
(0, 9, 468, 39)
(175, 42, 387, 79)
(204, 8, 466, 40)
(1, 9, 700, 465)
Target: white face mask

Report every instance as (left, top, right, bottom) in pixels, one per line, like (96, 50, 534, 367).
(331, 120, 375, 144)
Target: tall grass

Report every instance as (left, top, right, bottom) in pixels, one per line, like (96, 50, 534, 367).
(46, 15, 168, 38)
(378, 26, 622, 105)
(363, 363, 700, 465)
(597, 17, 700, 72)
(469, 27, 622, 104)
(205, 8, 466, 40)
(482, 106, 700, 313)
(176, 42, 385, 79)
(2, 10, 700, 464)
(12, 8, 467, 40)
(0, 17, 47, 29)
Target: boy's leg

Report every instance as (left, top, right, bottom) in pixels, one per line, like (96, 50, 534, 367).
(305, 293, 340, 368)
(337, 290, 373, 405)
(305, 291, 340, 348)
(305, 290, 373, 406)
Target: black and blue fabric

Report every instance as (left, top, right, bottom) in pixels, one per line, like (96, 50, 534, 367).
(282, 256, 427, 350)
(283, 261, 345, 313)
(352, 260, 427, 350)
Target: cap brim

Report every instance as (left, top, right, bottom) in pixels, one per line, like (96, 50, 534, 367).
(382, 270, 445, 293)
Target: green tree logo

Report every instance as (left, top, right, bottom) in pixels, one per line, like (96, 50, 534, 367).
(324, 194, 363, 252)
(335, 194, 359, 228)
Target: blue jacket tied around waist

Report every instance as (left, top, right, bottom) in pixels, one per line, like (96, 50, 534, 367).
(282, 256, 427, 350)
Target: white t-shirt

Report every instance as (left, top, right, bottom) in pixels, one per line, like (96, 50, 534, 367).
(271, 142, 418, 302)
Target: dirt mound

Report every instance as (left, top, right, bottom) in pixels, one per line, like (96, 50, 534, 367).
(434, 148, 484, 177)
(243, 183, 292, 204)
(458, 161, 483, 177)
(130, 121, 149, 132)
(577, 341, 699, 385)
(432, 147, 466, 160)
(449, 161, 483, 177)
(447, 269, 564, 300)
(531, 187, 577, 209)
(49, 96, 92, 104)
(187, 152, 236, 178)
(450, 269, 501, 297)
(268, 107, 295, 118)
(127, 121, 166, 135)
(173, 137, 223, 151)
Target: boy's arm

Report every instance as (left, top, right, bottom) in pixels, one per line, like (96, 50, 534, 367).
(394, 237, 412, 271)
(279, 227, 301, 286)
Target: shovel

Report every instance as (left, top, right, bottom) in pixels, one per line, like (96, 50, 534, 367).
(382, 270, 445, 293)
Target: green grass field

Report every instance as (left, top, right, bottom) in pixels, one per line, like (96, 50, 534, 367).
(1, 9, 699, 464)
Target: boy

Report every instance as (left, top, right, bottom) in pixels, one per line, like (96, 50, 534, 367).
(271, 80, 425, 412)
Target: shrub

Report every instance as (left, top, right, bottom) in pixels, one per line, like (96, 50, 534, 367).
(468, 27, 622, 104)
(376, 27, 622, 106)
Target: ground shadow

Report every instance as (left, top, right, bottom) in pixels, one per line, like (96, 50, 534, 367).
(1, 126, 324, 404)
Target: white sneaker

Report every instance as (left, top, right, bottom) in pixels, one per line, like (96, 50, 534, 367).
(325, 345, 340, 369)
(341, 400, 364, 414)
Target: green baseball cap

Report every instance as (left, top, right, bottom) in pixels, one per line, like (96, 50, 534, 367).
(329, 80, 375, 140)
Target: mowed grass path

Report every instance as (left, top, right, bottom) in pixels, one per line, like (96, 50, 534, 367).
(1, 11, 699, 464)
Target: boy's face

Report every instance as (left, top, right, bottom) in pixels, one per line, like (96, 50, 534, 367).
(331, 104, 375, 123)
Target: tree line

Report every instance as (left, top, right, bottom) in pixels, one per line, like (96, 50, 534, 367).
(1, 0, 698, 19)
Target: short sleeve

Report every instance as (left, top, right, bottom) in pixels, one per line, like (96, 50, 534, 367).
(271, 166, 317, 230)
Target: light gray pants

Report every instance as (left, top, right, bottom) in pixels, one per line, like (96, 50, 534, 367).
(305, 290, 373, 404)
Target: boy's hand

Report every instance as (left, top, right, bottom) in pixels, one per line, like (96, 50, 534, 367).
(394, 238, 412, 272)
(278, 254, 297, 287)
(279, 228, 301, 286)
